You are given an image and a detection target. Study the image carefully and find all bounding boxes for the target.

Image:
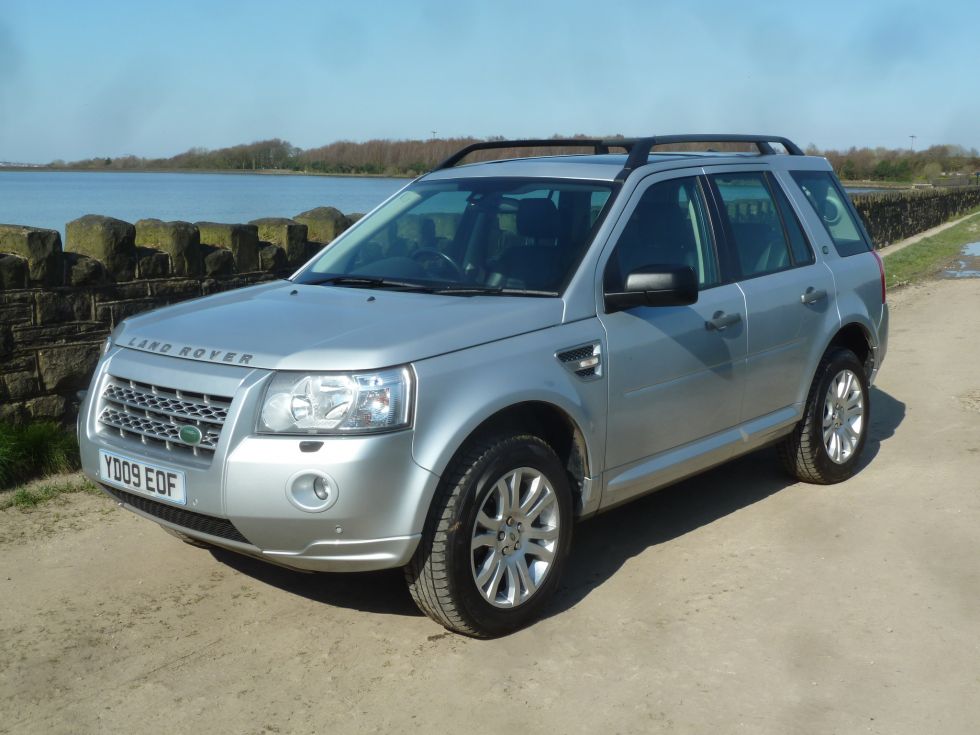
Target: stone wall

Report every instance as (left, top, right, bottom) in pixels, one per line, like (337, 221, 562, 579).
(852, 187, 980, 247)
(0, 208, 357, 423)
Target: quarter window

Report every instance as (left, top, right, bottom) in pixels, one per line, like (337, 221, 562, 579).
(791, 170, 871, 257)
(607, 176, 719, 290)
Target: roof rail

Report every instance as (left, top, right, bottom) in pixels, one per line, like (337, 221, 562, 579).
(432, 134, 805, 177)
(616, 134, 805, 180)
(434, 139, 629, 170)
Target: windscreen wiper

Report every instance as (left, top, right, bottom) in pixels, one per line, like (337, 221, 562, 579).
(302, 276, 556, 297)
(431, 285, 557, 297)
(303, 275, 435, 291)
(431, 285, 504, 295)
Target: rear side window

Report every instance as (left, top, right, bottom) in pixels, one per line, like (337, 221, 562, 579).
(710, 172, 793, 279)
(769, 176, 815, 265)
(791, 171, 871, 257)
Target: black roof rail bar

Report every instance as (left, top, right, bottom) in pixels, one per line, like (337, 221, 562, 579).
(616, 134, 805, 180)
(434, 138, 629, 170)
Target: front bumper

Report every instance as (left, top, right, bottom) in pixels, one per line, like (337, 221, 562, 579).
(79, 348, 440, 572)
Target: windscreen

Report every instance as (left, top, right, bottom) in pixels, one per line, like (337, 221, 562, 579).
(295, 178, 614, 295)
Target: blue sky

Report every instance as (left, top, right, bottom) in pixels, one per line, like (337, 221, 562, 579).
(1, 0, 978, 162)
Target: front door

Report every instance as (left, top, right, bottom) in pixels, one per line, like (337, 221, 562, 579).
(598, 173, 747, 506)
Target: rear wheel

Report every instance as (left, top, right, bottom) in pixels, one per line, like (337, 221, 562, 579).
(780, 347, 870, 484)
(405, 433, 573, 637)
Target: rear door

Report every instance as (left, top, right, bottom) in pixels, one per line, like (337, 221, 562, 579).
(707, 169, 838, 422)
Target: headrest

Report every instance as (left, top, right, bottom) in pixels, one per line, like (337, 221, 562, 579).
(517, 198, 559, 239)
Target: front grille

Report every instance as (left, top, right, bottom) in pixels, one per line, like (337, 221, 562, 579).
(98, 376, 232, 461)
(102, 485, 251, 544)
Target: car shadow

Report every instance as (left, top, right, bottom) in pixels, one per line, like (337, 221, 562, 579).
(207, 549, 423, 617)
(858, 386, 906, 470)
(546, 385, 906, 619)
(208, 387, 905, 624)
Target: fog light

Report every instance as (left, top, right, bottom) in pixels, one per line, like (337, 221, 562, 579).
(285, 470, 338, 513)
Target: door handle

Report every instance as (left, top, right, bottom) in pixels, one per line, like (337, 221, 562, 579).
(801, 287, 828, 305)
(705, 311, 742, 331)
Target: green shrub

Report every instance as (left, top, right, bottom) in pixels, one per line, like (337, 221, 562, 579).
(0, 421, 80, 489)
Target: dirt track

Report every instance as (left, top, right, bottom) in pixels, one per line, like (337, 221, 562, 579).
(2, 277, 979, 735)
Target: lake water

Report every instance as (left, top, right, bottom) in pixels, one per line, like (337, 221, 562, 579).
(0, 171, 407, 238)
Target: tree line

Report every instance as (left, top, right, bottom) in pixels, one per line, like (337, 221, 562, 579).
(808, 144, 980, 182)
(50, 137, 980, 182)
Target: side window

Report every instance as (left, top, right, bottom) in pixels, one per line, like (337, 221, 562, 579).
(711, 172, 793, 279)
(791, 170, 871, 257)
(607, 176, 719, 290)
(769, 175, 815, 265)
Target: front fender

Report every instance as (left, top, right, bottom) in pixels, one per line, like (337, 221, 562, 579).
(410, 319, 607, 511)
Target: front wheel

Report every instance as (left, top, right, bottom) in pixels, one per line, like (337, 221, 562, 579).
(780, 347, 871, 484)
(405, 434, 573, 637)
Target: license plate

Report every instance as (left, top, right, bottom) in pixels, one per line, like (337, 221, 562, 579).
(98, 450, 186, 505)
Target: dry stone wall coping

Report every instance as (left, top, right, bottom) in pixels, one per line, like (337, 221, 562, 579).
(0, 206, 359, 424)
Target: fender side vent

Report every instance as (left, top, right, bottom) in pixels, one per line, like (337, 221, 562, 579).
(556, 342, 602, 380)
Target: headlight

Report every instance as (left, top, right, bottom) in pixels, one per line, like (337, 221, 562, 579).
(258, 366, 413, 435)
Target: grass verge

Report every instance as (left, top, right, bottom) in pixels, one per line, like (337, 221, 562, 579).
(0, 421, 80, 489)
(0, 473, 100, 511)
(882, 209, 980, 289)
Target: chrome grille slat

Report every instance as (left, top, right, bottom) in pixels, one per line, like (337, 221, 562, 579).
(98, 376, 233, 462)
(98, 407, 221, 450)
(102, 382, 230, 423)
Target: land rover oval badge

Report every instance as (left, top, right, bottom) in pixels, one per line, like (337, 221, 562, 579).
(179, 425, 203, 445)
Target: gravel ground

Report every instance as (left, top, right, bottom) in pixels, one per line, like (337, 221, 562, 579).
(1, 277, 978, 735)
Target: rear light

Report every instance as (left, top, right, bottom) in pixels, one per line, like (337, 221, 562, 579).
(871, 249, 886, 304)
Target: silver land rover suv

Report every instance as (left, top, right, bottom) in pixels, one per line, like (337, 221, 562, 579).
(78, 135, 888, 637)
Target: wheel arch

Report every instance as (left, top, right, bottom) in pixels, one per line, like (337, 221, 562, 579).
(435, 401, 595, 517)
(825, 321, 875, 378)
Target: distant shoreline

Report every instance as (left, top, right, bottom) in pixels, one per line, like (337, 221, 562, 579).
(0, 168, 916, 188)
(0, 167, 414, 180)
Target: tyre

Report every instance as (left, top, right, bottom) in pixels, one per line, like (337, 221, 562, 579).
(405, 433, 573, 637)
(780, 347, 870, 484)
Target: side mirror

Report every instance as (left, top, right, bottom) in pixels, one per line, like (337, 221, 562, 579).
(605, 265, 698, 312)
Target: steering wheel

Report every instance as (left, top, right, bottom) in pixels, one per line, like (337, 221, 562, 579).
(411, 248, 464, 279)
